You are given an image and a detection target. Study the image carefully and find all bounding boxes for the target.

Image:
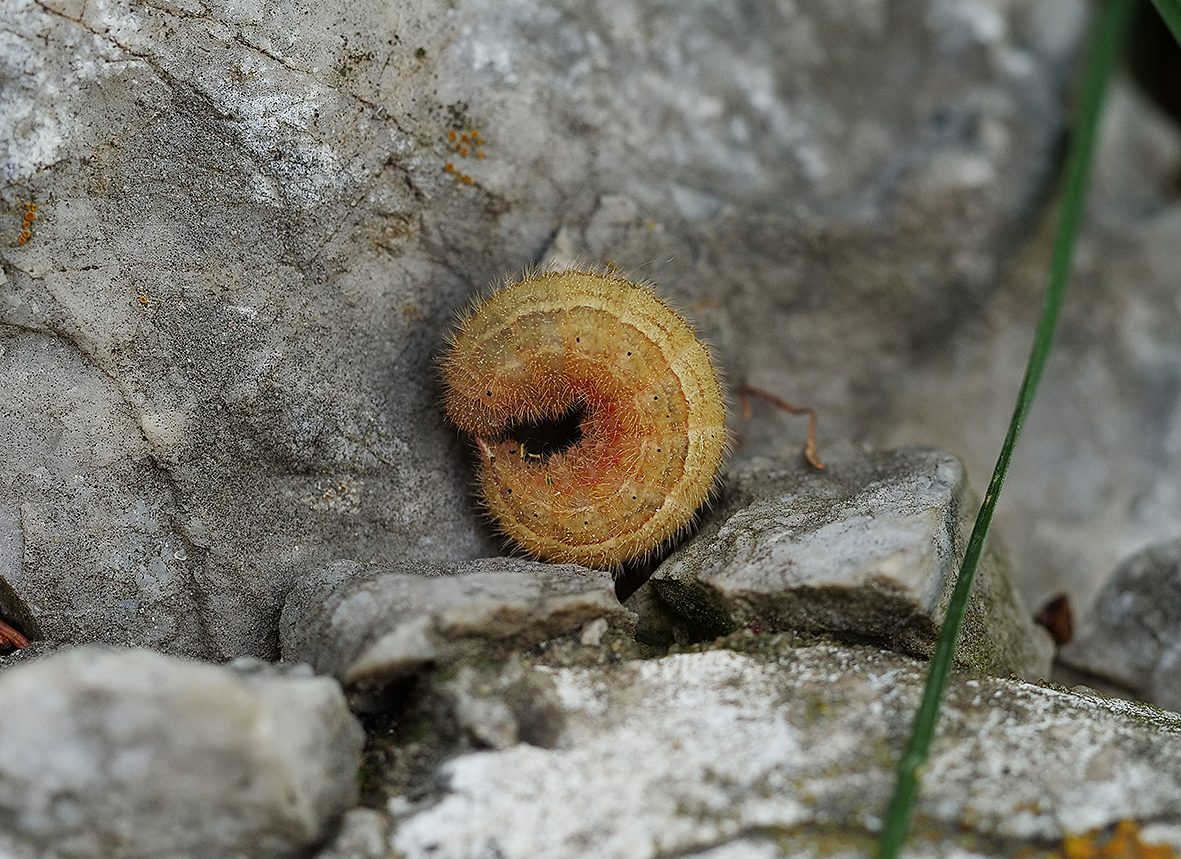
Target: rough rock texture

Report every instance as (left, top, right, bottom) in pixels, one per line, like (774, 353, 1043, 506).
(1059, 539, 1181, 713)
(0, 646, 364, 859)
(0, 0, 1081, 658)
(281, 557, 633, 705)
(0, 333, 210, 654)
(0, 640, 67, 672)
(644, 445, 1053, 679)
(387, 644, 1181, 859)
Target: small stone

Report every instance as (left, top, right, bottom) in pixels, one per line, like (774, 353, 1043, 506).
(440, 660, 567, 752)
(280, 558, 635, 707)
(1060, 539, 1181, 713)
(579, 618, 609, 646)
(449, 664, 523, 749)
(644, 444, 1053, 679)
(313, 808, 390, 859)
(0, 646, 363, 859)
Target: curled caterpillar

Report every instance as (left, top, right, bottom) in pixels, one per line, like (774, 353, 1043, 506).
(442, 269, 727, 570)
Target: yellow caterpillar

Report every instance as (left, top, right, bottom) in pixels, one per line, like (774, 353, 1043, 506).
(442, 269, 727, 570)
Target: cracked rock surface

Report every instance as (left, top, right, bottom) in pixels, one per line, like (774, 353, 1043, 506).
(0, 646, 364, 859)
(382, 644, 1181, 859)
(2, 0, 1080, 657)
(643, 445, 1053, 679)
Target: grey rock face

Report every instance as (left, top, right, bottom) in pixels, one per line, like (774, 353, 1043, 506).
(388, 644, 1181, 859)
(881, 80, 1181, 612)
(0, 646, 363, 859)
(1060, 539, 1181, 713)
(0, 329, 210, 655)
(646, 445, 1053, 678)
(281, 557, 633, 706)
(1, 0, 1078, 658)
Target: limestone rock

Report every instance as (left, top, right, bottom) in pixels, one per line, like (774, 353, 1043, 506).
(388, 644, 1181, 859)
(0, 0, 1078, 658)
(0, 646, 363, 859)
(644, 444, 1053, 678)
(281, 557, 633, 706)
(1060, 539, 1181, 713)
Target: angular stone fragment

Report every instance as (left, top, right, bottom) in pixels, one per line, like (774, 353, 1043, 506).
(0, 647, 363, 859)
(389, 645, 1181, 859)
(645, 444, 1052, 678)
(281, 558, 634, 705)
(1060, 539, 1181, 713)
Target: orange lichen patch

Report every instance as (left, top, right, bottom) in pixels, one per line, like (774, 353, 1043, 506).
(322, 482, 350, 501)
(442, 125, 487, 185)
(1052, 820, 1177, 859)
(442, 161, 475, 185)
(136, 292, 151, 310)
(16, 201, 37, 246)
(441, 269, 727, 571)
(446, 127, 487, 157)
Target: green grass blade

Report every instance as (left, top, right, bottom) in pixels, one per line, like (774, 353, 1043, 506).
(874, 1, 1135, 855)
(1151, 0, 1181, 46)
